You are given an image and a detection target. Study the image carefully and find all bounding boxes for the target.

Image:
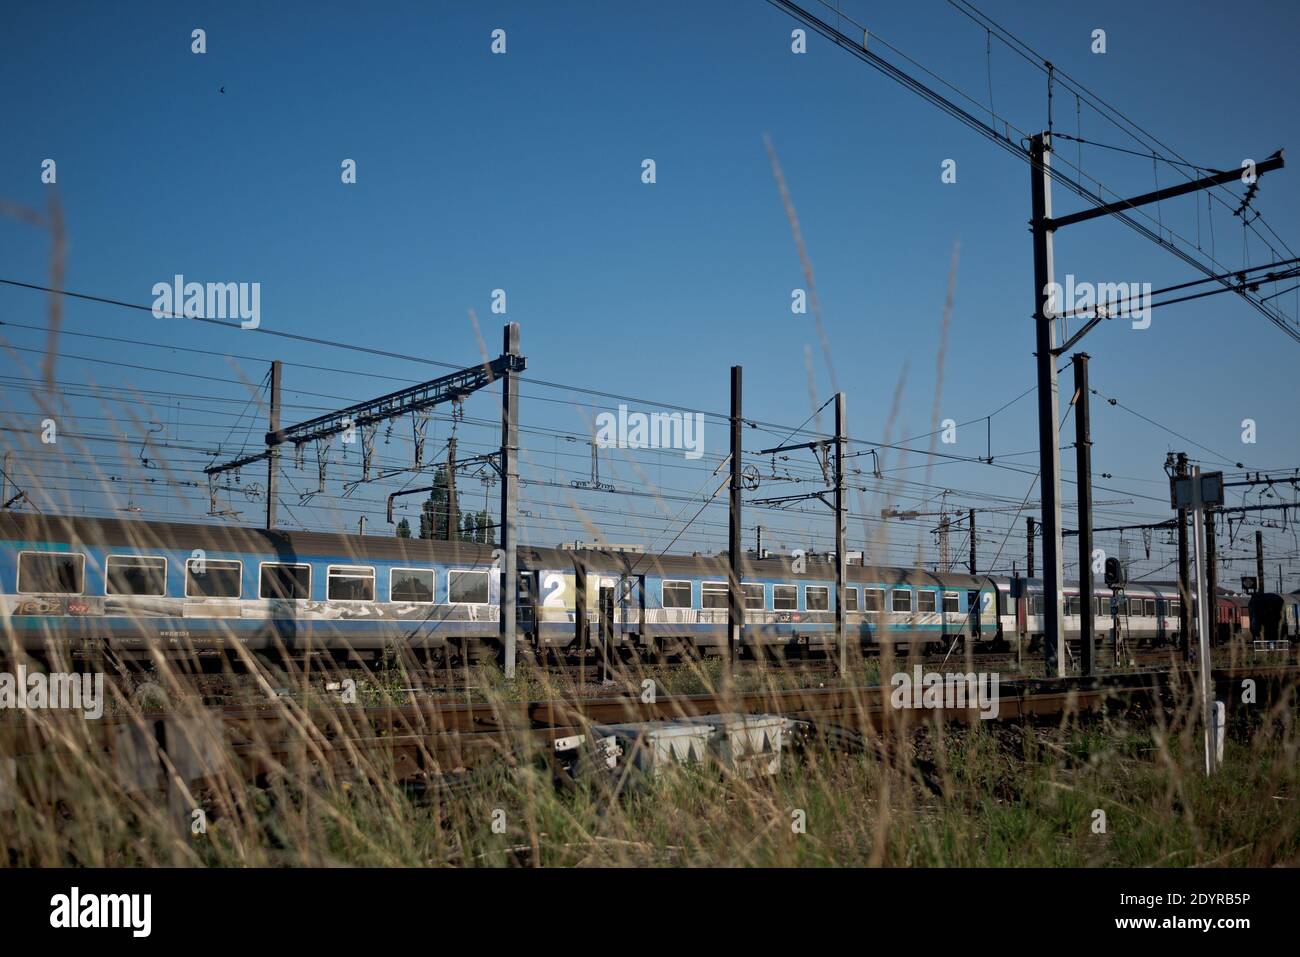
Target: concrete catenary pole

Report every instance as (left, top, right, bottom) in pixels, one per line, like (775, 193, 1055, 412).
(499, 323, 520, 678)
(1030, 132, 1066, 678)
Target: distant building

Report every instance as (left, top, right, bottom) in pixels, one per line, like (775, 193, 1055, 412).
(565, 541, 646, 554)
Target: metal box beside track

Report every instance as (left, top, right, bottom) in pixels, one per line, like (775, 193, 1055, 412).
(556, 713, 788, 784)
(591, 721, 714, 777)
(693, 713, 785, 778)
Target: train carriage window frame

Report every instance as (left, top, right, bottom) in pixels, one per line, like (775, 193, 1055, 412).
(772, 584, 797, 611)
(917, 590, 937, 613)
(327, 565, 376, 603)
(389, 567, 435, 604)
(843, 586, 858, 612)
(105, 554, 168, 597)
(863, 588, 883, 613)
(805, 585, 829, 611)
(1144, 599, 1156, 617)
(942, 591, 960, 614)
(185, 558, 242, 599)
(742, 582, 765, 611)
(258, 562, 312, 601)
(661, 579, 693, 609)
(16, 550, 86, 595)
(891, 589, 913, 613)
(1066, 595, 1081, 616)
(447, 569, 490, 605)
(701, 581, 729, 610)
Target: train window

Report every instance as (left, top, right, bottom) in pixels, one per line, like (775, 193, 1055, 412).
(1171, 600, 1181, 618)
(1032, 595, 1044, 616)
(1144, 599, 1156, 617)
(863, 588, 883, 612)
(390, 568, 434, 603)
(891, 589, 912, 613)
(844, 587, 858, 611)
(805, 585, 829, 611)
(259, 563, 311, 600)
(17, 551, 85, 595)
(105, 555, 167, 597)
(185, 558, 242, 599)
(942, 592, 959, 613)
(448, 570, 490, 604)
(1093, 596, 1103, 617)
(917, 590, 936, 613)
(1127, 598, 1142, 616)
(773, 585, 797, 611)
(743, 582, 765, 610)
(328, 565, 375, 602)
(662, 580, 692, 608)
(1066, 596, 1080, 616)
(701, 581, 728, 609)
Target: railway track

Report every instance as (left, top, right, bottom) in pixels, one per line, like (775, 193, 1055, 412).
(29, 636, 1281, 718)
(2, 664, 1296, 802)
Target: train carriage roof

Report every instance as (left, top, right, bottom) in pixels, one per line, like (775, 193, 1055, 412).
(2, 514, 992, 588)
(0, 513, 522, 567)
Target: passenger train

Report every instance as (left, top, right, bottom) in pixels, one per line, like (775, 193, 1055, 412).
(0, 513, 1279, 663)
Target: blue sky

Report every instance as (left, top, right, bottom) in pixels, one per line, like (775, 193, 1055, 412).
(2, 0, 1298, 585)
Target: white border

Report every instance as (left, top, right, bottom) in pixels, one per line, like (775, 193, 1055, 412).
(805, 584, 830, 611)
(742, 581, 766, 611)
(16, 550, 85, 596)
(447, 567, 490, 606)
(700, 579, 729, 610)
(772, 583, 797, 611)
(890, 588, 913, 613)
(661, 578, 693, 609)
(389, 566, 436, 604)
(863, 587, 884, 613)
(257, 560, 312, 600)
(184, 557, 243, 599)
(104, 554, 169, 598)
(326, 564, 376, 603)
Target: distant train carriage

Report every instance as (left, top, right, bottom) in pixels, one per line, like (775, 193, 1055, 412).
(998, 576, 1197, 650)
(0, 513, 1003, 662)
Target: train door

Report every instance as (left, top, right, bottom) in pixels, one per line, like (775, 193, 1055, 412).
(599, 583, 615, 647)
(967, 589, 981, 639)
(518, 572, 536, 634)
(616, 574, 644, 644)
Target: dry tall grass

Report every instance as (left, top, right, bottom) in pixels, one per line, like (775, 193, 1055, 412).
(2, 621, 1298, 867)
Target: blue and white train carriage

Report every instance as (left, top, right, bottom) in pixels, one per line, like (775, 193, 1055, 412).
(632, 552, 998, 655)
(0, 513, 1002, 661)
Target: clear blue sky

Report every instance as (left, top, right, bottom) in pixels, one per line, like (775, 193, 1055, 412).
(2, 0, 1298, 586)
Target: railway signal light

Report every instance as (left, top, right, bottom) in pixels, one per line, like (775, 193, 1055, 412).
(1104, 556, 1125, 588)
